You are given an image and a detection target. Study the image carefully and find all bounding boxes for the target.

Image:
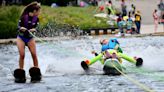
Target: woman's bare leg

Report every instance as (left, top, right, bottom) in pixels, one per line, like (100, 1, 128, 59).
(17, 37, 25, 69)
(154, 20, 158, 33)
(27, 39, 38, 67)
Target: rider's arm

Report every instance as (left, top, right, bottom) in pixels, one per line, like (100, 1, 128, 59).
(91, 51, 98, 56)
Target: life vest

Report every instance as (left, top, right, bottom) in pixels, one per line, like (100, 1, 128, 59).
(24, 15, 38, 29)
(101, 38, 119, 51)
(135, 14, 141, 21)
(18, 14, 38, 30)
(18, 15, 38, 38)
(108, 38, 119, 49)
(127, 18, 133, 29)
(118, 20, 125, 28)
(102, 44, 109, 51)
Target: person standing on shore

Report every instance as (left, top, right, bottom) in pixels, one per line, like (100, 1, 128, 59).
(134, 10, 141, 34)
(131, 4, 136, 16)
(158, 0, 164, 23)
(153, 9, 159, 33)
(121, 0, 127, 17)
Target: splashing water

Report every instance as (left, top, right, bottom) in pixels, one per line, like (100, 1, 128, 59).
(36, 22, 82, 37)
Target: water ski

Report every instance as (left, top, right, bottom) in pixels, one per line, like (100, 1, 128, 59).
(14, 69, 26, 83)
(136, 58, 143, 67)
(81, 61, 89, 71)
(103, 59, 122, 75)
(29, 67, 42, 83)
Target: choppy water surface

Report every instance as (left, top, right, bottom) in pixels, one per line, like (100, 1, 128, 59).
(0, 36, 164, 92)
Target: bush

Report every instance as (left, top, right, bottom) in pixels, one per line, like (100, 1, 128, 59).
(0, 6, 21, 39)
(0, 21, 17, 38)
(22, 0, 74, 6)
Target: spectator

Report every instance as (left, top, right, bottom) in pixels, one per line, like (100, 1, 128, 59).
(126, 14, 133, 34)
(158, 0, 164, 23)
(135, 10, 141, 34)
(117, 15, 126, 36)
(153, 9, 159, 33)
(130, 4, 136, 16)
(121, 0, 127, 17)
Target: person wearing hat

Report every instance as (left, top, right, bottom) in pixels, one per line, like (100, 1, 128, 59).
(134, 10, 142, 34)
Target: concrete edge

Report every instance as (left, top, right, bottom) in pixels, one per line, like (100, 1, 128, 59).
(0, 33, 164, 44)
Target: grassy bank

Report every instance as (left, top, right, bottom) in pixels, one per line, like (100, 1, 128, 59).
(0, 6, 21, 39)
(0, 6, 110, 39)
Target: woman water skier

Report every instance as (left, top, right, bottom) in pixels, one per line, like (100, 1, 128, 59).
(14, 2, 41, 83)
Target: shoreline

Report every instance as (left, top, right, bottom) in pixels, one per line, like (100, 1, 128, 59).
(0, 24, 163, 44)
(0, 32, 164, 45)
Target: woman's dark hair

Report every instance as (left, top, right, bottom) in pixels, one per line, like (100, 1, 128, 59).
(122, 0, 125, 2)
(154, 9, 157, 12)
(21, 2, 40, 17)
(108, 1, 112, 4)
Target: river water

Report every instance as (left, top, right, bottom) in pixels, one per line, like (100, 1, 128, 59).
(0, 36, 164, 92)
